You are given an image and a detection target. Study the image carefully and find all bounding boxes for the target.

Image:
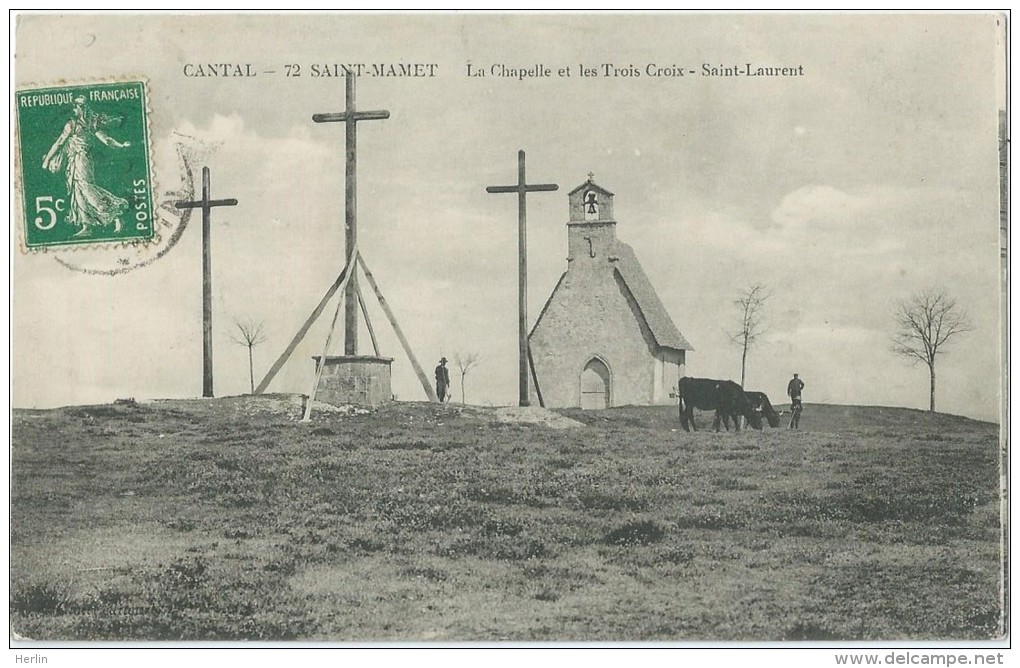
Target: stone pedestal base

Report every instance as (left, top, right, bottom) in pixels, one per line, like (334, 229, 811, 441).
(311, 355, 393, 407)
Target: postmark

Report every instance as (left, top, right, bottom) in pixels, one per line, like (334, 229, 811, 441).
(51, 134, 205, 276)
(15, 81, 155, 248)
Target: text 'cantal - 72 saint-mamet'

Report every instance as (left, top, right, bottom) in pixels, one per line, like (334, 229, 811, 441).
(528, 176, 693, 409)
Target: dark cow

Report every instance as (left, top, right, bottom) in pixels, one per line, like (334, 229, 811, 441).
(677, 377, 763, 432)
(716, 391, 781, 430)
(745, 391, 781, 429)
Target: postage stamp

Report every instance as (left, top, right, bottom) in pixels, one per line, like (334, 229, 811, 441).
(15, 80, 155, 248)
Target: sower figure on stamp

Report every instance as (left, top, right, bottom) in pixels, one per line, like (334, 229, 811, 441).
(42, 95, 131, 237)
(435, 357, 451, 403)
(787, 373, 805, 429)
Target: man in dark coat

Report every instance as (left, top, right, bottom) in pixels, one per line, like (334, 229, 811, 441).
(435, 357, 451, 402)
(787, 373, 805, 429)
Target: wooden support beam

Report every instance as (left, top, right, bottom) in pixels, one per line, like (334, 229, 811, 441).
(357, 253, 439, 402)
(254, 262, 353, 394)
(356, 282, 381, 356)
(528, 345, 545, 409)
(303, 246, 358, 421)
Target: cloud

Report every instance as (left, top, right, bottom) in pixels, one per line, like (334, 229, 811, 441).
(771, 185, 873, 230)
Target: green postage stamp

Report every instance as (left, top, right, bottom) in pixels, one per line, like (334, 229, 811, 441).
(15, 81, 154, 248)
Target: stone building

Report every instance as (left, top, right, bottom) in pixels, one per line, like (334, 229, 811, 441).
(528, 176, 692, 409)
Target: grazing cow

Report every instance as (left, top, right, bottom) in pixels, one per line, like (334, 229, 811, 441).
(744, 391, 782, 428)
(677, 377, 763, 432)
(717, 391, 781, 430)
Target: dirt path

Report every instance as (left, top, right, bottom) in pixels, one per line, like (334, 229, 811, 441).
(491, 406, 584, 429)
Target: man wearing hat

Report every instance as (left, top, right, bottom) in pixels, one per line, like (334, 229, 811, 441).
(787, 373, 805, 429)
(435, 357, 451, 403)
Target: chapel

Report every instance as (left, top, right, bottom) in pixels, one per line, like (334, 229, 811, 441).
(528, 176, 692, 408)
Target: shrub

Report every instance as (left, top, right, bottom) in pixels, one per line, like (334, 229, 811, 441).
(811, 563, 1000, 639)
(713, 476, 760, 492)
(401, 566, 448, 582)
(534, 589, 560, 602)
(482, 517, 524, 537)
(377, 495, 483, 532)
(462, 483, 548, 508)
(827, 475, 989, 524)
(70, 405, 133, 420)
(602, 520, 666, 546)
(785, 620, 844, 640)
(348, 536, 386, 554)
(656, 545, 696, 566)
(166, 518, 196, 531)
(674, 510, 743, 530)
(441, 534, 549, 561)
(57, 555, 319, 640)
(11, 581, 71, 615)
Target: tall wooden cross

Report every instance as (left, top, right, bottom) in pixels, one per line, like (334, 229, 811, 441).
(255, 78, 437, 405)
(312, 72, 389, 355)
(175, 166, 238, 398)
(486, 150, 558, 406)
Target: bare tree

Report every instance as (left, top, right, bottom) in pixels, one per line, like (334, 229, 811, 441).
(892, 288, 973, 413)
(454, 351, 482, 404)
(230, 318, 268, 394)
(729, 284, 769, 388)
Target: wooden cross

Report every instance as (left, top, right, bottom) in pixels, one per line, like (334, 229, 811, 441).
(175, 166, 238, 398)
(312, 72, 389, 355)
(486, 150, 558, 407)
(255, 78, 438, 405)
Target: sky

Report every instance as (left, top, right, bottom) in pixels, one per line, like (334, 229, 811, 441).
(11, 13, 1006, 421)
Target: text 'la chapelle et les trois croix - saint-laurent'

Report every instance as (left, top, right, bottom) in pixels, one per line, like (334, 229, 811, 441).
(466, 62, 805, 79)
(180, 62, 804, 80)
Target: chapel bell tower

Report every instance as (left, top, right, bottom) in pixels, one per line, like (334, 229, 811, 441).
(567, 174, 616, 263)
(569, 174, 615, 222)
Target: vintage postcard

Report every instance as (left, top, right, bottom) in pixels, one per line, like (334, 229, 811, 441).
(9, 11, 1009, 656)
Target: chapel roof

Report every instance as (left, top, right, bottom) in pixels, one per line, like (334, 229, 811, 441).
(610, 240, 693, 352)
(567, 178, 615, 197)
(528, 239, 693, 353)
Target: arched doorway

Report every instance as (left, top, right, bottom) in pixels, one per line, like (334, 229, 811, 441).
(580, 357, 611, 409)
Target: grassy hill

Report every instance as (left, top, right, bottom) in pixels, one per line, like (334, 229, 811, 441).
(10, 396, 1003, 641)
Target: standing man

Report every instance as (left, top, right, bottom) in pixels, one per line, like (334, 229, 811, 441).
(787, 373, 805, 429)
(435, 357, 451, 403)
